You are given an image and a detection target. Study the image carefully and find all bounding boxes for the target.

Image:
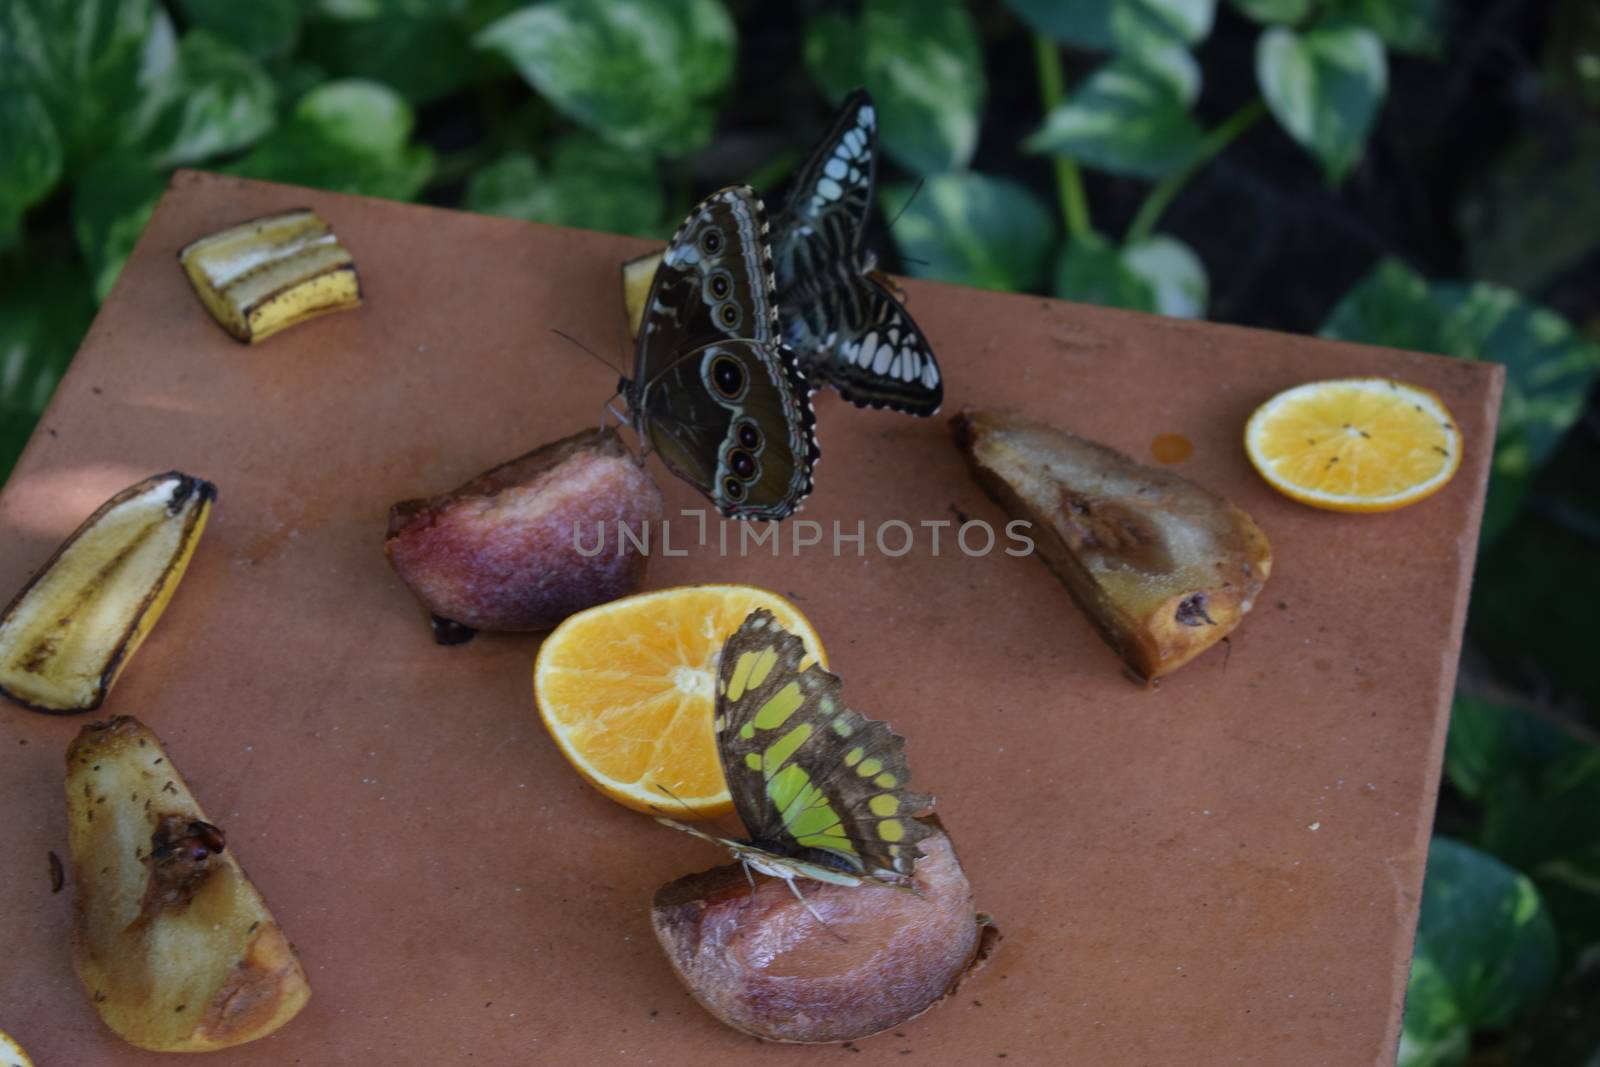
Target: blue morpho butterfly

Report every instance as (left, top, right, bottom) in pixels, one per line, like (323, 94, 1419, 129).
(655, 609, 934, 922)
(772, 89, 944, 416)
(619, 186, 820, 520)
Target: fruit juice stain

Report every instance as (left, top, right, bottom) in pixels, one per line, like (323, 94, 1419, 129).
(1150, 433, 1193, 463)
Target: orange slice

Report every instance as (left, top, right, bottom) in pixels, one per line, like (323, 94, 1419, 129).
(0, 1028, 36, 1067)
(1245, 378, 1463, 513)
(533, 585, 826, 818)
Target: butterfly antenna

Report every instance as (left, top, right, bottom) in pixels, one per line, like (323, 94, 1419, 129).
(884, 177, 925, 233)
(653, 783, 702, 820)
(551, 328, 624, 376)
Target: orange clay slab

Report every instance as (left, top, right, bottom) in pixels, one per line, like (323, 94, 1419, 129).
(0, 171, 1500, 1065)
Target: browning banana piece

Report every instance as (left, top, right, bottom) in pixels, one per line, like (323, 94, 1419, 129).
(179, 208, 360, 343)
(0, 472, 213, 714)
(66, 717, 310, 1052)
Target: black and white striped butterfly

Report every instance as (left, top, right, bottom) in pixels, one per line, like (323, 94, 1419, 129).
(623, 186, 820, 520)
(773, 89, 943, 417)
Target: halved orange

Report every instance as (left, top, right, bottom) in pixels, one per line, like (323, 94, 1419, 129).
(1245, 378, 1463, 513)
(533, 585, 826, 818)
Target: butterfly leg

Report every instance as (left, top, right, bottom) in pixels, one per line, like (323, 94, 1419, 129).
(783, 875, 848, 943)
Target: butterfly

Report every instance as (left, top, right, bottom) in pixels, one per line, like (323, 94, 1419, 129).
(657, 609, 934, 916)
(772, 89, 943, 417)
(622, 186, 820, 520)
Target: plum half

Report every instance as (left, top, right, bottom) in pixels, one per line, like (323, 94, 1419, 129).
(386, 427, 663, 637)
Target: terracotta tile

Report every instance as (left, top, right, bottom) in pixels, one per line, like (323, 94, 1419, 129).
(0, 171, 1501, 1065)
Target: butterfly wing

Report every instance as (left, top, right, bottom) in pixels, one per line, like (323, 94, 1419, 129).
(808, 275, 943, 415)
(775, 89, 876, 278)
(632, 186, 818, 520)
(640, 339, 818, 521)
(772, 91, 944, 416)
(636, 185, 781, 375)
(714, 609, 932, 877)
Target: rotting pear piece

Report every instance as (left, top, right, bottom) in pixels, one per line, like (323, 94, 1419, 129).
(179, 208, 360, 344)
(66, 716, 311, 1052)
(385, 427, 663, 638)
(0, 472, 214, 714)
(0, 1027, 38, 1066)
(651, 821, 999, 1044)
(621, 249, 663, 341)
(953, 409, 1272, 682)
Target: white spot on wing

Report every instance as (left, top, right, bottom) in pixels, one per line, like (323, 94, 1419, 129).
(872, 343, 892, 374)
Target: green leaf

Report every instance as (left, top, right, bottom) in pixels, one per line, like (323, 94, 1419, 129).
(802, 11, 862, 105)
(1256, 24, 1387, 182)
(1319, 257, 1446, 352)
(0, 254, 96, 480)
(1322, 0, 1446, 58)
(300, 14, 477, 104)
(142, 30, 277, 167)
(71, 160, 167, 302)
(474, 0, 736, 156)
(173, 0, 300, 59)
(804, 0, 986, 176)
(228, 79, 434, 200)
(1458, 126, 1600, 295)
(1444, 696, 1584, 803)
(1025, 60, 1205, 180)
(0, 89, 62, 225)
(1396, 955, 1470, 1067)
(1476, 741, 1600, 953)
(1054, 232, 1208, 317)
(466, 135, 663, 237)
(1229, 0, 1314, 24)
(1321, 259, 1600, 543)
(1412, 837, 1558, 1031)
(1008, 0, 1215, 51)
(1055, 232, 1157, 311)
(886, 172, 1055, 293)
(1123, 234, 1208, 317)
(0, 0, 181, 171)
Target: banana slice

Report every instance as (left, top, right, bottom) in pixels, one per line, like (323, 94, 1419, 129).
(179, 209, 361, 343)
(68, 716, 311, 1051)
(0, 473, 214, 714)
(621, 249, 663, 341)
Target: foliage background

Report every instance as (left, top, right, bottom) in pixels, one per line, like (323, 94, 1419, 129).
(2, 1, 1598, 1062)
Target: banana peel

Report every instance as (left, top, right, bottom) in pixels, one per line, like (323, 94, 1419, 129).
(67, 716, 311, 1051)
(621, 249, 663, 342)
(0, 472, 214, 714)
(179, 209, 360, 344)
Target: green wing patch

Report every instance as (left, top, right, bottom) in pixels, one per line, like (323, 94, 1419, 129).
(715, 608, 932, 877)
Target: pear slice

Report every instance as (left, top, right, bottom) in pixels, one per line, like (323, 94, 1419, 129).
(621, 249, 663, 342)
(953, 409, 1272, 682)
(178, 208, 360, 344)
(0, 1028, 37, 1066)
(0, 473, 214, 714)
(66, 716, 310, 1051)
(651, 822, 998, 1044)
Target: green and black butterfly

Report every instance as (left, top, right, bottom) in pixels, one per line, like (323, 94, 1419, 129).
(657, 608, 933, 903)
(773, 89, 943, 416)
(624, 186, 820, 520)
